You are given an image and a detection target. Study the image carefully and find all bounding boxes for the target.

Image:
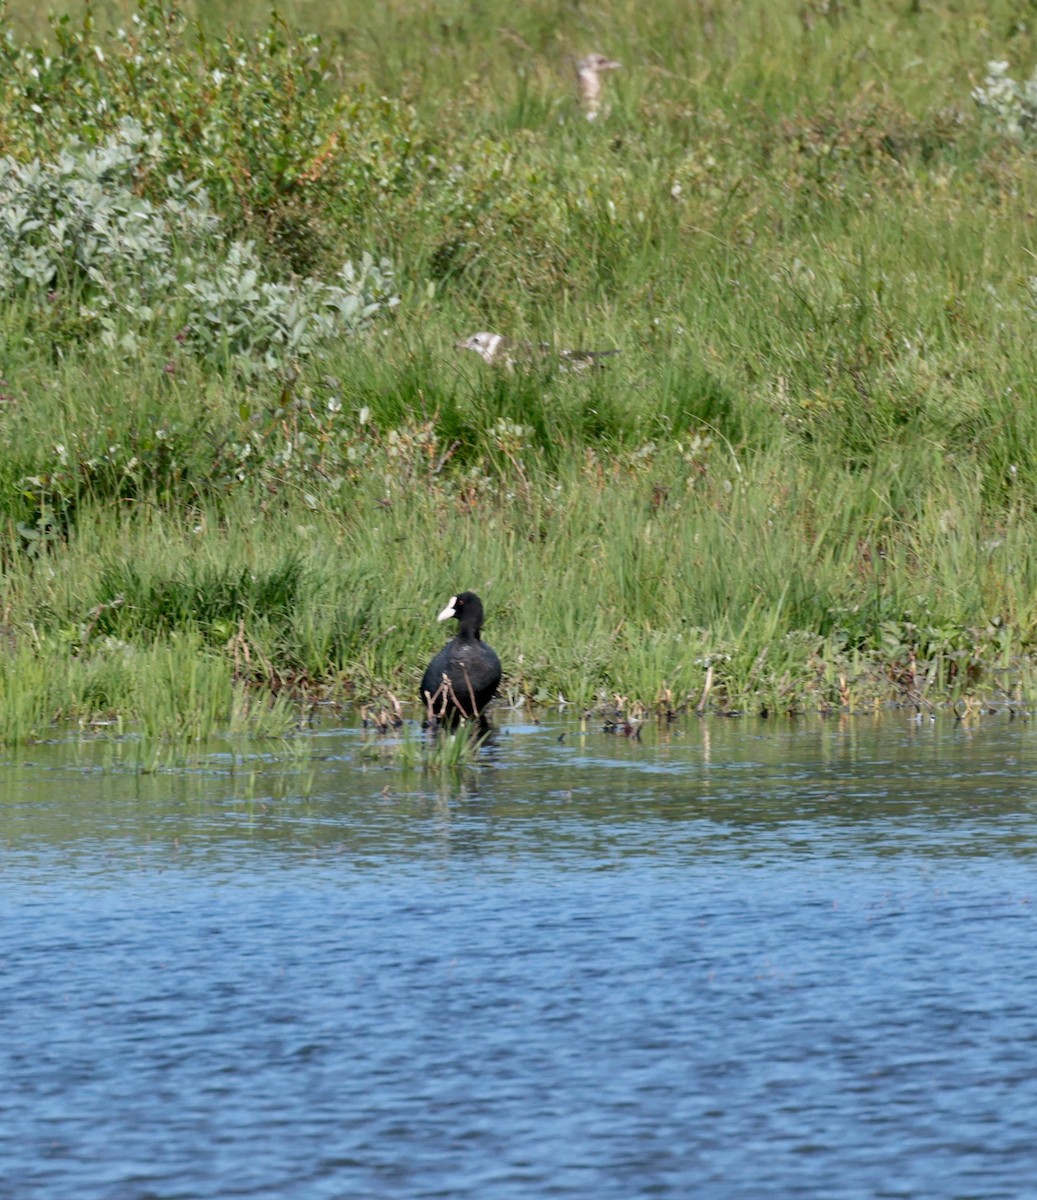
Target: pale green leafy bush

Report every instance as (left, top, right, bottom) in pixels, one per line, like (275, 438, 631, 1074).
(183, 244, 398, 374)
(0, 3, 428, 271)
(0, 118, 215, 344)
(0, 121, 399, 371)
(972, 60, 1037, 139)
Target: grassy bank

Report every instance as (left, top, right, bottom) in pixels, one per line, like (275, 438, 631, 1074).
(2, 0, 1037, 741)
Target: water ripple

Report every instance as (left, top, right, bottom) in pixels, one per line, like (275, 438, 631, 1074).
(2, 715, 1037, 1197)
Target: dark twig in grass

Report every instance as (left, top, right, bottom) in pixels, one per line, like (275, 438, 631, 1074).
(361, 692, 404, 731)
(423, 664, 481, 724)
(655, 682, 675, 719)
(432, 440, 461, 476)
(80, 594, 124, 648)
(695, 662, 715, 715)
(228, 618, 282, 690)
(460, 661, 478, 719)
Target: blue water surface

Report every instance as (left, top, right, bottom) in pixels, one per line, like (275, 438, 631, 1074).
(2, 715, 1036, 1199)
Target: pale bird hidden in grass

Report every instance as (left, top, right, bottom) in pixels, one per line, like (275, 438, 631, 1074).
(576, 52, 620, 120)
(455, 331, 620, 372)
(420, 591, 502, 730)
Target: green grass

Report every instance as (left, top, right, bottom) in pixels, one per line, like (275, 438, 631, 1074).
(357, 723, 487, 772)
(2, 0, 1037, 741)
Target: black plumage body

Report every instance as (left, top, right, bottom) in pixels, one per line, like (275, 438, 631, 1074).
(420, 592, 502, 726)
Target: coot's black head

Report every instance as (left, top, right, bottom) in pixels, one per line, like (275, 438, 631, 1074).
(437, 591, 485, 637)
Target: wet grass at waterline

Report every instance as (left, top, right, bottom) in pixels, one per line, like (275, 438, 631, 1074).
(4, 1, 1037, 741)
(0, 633, 301, 746)
(2, 436, 1036, 746)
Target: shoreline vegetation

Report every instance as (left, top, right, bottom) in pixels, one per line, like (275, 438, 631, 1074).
(3, 0, 1037, 744)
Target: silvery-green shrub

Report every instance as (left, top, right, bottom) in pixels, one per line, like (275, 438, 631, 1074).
(0, 118, 193, 301)
(182, 244, 399, 374)
(1, 120, 398, 370)
(1, 4, 424, 273)
(973, 60, 1037, 139)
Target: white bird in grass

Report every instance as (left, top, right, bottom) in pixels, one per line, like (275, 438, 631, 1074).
(576, 52, 620, 120)
(455, 331, 620, 372)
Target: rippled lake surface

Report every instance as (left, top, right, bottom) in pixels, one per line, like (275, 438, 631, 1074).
(3, 714, 1037, 1199)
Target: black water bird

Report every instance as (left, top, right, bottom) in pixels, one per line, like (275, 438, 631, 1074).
(420, 592, 502, 727)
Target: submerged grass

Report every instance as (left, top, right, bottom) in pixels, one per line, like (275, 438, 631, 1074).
(3, 0, 1037, 741)
(357, 724, 486, 773)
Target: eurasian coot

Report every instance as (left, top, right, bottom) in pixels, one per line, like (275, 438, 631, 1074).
(420, 592, 502, 726)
